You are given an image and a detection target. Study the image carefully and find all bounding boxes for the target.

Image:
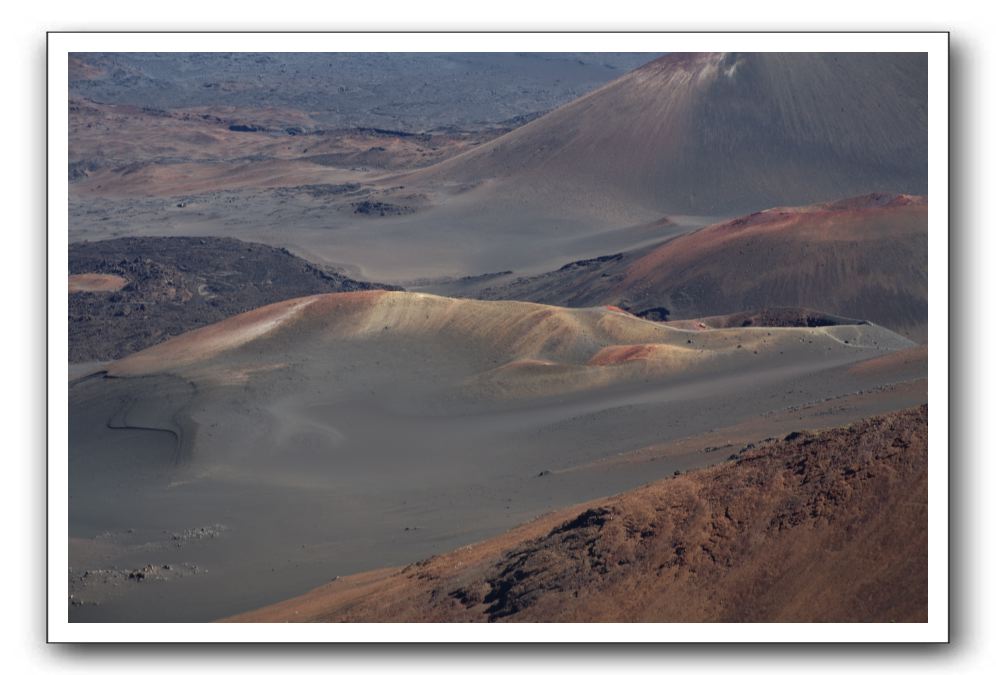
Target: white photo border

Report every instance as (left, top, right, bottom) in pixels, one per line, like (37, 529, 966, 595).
(47, 31, 949, 643)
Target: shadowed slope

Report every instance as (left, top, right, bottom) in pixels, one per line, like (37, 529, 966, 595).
(410, 53, 927, 217)
(229, 406, 928, 623)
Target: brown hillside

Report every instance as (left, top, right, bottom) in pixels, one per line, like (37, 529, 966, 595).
(229, 406, 928, 623)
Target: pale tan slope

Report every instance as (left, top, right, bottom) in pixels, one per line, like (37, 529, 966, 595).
(107, 290, 914, 400)
(408, 53, 927, 217)
(227, 405, 928, 623)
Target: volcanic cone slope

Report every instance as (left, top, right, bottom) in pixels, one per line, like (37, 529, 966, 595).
(474, 194, 928, 342)
(411, 53, 927, 219)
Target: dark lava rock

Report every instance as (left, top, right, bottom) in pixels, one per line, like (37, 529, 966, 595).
(351, 200, 417, 217)
(635, 306, 672, 322)
(69, 236, 400, 362)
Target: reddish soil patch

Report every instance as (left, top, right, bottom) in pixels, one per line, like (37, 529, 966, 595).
(68, 273, 127, 293)
(588, 344, 659, 366)
(848, 344, 929, 377)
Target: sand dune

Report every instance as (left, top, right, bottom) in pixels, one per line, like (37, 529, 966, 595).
(228, 406, 927, 623)
(108, 290, 913, 396)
